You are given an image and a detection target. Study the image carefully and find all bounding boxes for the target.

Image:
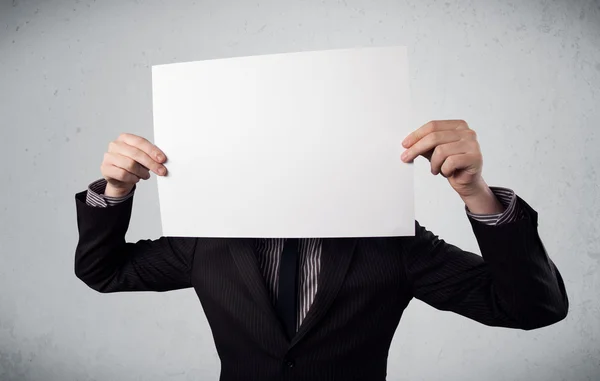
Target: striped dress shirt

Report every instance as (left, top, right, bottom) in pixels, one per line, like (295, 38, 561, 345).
(85, 179, 524, 331)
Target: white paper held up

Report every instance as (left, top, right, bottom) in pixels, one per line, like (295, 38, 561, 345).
(152, 46, 414, 238)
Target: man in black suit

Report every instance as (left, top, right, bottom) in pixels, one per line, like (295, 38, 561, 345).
(74, 119, 568, 381)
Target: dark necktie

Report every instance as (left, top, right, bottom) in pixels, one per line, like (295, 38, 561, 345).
(276, 238, 299, 339)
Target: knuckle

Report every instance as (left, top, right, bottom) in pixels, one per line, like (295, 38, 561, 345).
(130, 134, 143, 144)
(128, 149, 142, 163)
(429, 131, 442, 144)
(118, 132, 130, 141)
(431, 155, 442, 171)
(112, 172, 124, 182)
(124, 158, 138, 172)
(431, 146, 443, 162)
(115, 169, 129, 181)
(134, 152, 151, 169)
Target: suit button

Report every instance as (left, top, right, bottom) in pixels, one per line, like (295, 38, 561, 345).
(284, 358, 295, 368)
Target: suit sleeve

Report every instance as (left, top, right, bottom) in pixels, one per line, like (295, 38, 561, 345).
(74, 190, 196, 293)
(401, 196, 568, 330)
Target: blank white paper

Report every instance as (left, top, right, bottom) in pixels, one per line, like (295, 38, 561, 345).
(152, 46, 414, 238)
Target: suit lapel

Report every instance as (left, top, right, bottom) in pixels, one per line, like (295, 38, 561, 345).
(291, 237, 357, 347)
(228, 239, 288, 353)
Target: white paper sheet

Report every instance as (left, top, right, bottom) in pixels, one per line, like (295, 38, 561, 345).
(152, 46, 414, 238)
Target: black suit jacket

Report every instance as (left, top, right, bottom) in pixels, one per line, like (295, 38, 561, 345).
(73, 191, 568, 381)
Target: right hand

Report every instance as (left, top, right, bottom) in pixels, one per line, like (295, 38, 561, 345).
(100, 133, 168, 198)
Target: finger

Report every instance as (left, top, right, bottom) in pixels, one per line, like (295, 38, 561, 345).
(402, 120, 468, 148)
(401, 130, 461, 163)
(430, 140, 479, 175)
(108, 140, 167, 176)
(116, 133, 167, 163)
(101, 163, 143, 184)
(104, 152, 151, 180)
(440, 153, 481, 178)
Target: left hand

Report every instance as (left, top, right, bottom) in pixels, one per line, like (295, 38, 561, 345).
(401, 120, 486, 199)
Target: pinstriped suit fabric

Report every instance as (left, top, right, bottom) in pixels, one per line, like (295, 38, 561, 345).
(75, 186, 567, 381)
(85, 179, 523, 331)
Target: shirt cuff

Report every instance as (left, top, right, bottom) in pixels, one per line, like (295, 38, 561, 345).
(85, 178, 135, 207)
(466, 187, 526, 226)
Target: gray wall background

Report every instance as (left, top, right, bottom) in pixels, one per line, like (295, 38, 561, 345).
(1, 0, 598, 380)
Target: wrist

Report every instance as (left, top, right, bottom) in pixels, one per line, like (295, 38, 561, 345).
(104, 183, 134, 198)
(460, 180, 505, 215)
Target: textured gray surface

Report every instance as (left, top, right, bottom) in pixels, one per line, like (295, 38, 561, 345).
(0, 0, 598, 380)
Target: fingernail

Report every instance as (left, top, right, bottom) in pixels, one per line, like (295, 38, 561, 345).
(402, 138, 409, 148)
(158, 167, 166, 175)
(156, 153, 164, 162)
(401, 151, 408, 161)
